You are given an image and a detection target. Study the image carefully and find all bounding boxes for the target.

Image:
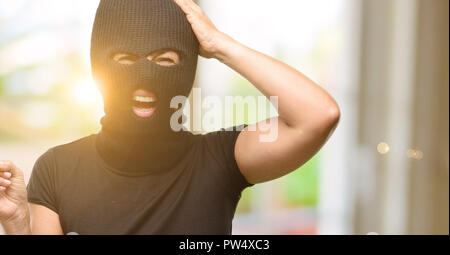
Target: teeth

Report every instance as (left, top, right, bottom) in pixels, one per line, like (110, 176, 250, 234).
(133, 96, 157, 103)
(135, 107, 153, 112)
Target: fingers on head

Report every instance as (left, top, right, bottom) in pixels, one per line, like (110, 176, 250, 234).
(188, 0, 201, 10)
(189, 2, 204, 15)
(175, 0, 202, 14)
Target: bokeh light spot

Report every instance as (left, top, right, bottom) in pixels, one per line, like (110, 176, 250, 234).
(377, 142, 390, 154)
(407, 149, 423, 160)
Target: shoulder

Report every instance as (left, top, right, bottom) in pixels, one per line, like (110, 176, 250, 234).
(49, 134, 96, 158)
(194, 126, 245, 154)
(193, 126, 253, 195)
(190, 126, 246, 170)
(34, 134, 97, 171)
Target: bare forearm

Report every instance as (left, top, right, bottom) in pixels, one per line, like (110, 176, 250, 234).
(215, 33, 340, 130)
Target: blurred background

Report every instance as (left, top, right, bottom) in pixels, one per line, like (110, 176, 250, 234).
(0, 0, 448, 235)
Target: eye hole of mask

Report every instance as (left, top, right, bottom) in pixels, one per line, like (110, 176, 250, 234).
(112, 52, 140, 65)
(112, 50, 182, 67)
(147, 49, 182, 67)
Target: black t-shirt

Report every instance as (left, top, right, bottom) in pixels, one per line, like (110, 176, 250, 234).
(26, 129, 253, 235)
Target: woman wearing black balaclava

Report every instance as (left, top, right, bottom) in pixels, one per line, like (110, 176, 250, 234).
(0, 0, 340, 234)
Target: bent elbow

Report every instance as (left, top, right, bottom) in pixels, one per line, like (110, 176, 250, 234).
(327, 104, 341, 128)
(314, 104, 340, 136)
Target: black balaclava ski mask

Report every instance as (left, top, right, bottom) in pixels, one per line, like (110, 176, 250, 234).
(91, 0, 199, 136)
(92, 0, 199, 175)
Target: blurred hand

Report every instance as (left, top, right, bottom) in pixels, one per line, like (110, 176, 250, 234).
(173, 0, 232, 59)
(0, 160, 28, 223)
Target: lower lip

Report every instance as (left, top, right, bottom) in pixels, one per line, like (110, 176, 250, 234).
(132, 107, 156, 118)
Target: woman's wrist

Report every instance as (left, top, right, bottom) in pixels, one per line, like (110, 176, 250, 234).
(1, 206, 31, 235)
(211, 32, 241, 64)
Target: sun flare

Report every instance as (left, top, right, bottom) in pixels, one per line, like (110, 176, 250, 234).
(71, 79, 102, 107)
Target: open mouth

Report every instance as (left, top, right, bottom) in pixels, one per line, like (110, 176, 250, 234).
(131, 89, 158, 118)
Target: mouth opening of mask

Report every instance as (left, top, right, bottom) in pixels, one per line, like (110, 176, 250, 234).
(131, 89, 159, 118)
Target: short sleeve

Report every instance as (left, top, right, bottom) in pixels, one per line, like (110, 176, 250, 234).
(203, 125, 254, 198)
(27, 149, 58, 214)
